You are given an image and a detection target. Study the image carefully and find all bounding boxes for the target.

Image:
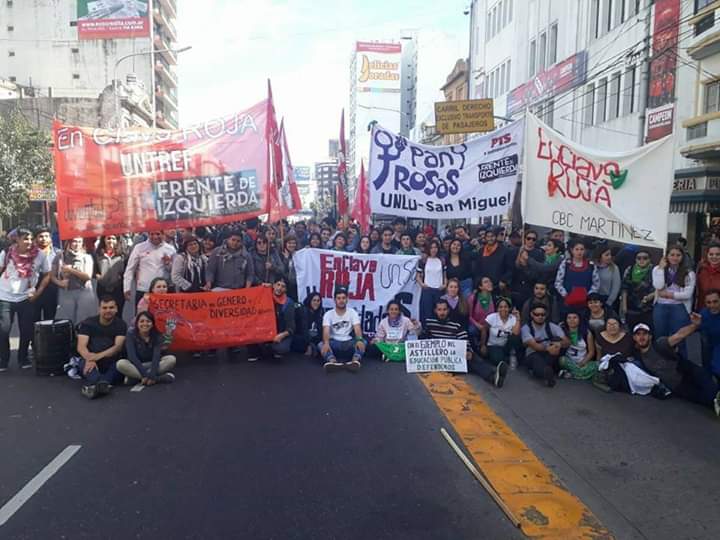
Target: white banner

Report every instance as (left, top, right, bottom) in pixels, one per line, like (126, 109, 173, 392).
(368, 120, 524, 219)
(523, 113, 674, 249)
(293, 248, 420, 337)
(405, 339, 468, 373)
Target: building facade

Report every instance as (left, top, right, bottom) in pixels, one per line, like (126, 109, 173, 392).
(314, 161, 339, 216)
(0, 0, 180, 129)
(440, 58, 469, 145)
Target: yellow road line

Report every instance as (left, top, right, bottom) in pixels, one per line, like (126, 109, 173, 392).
(419, 372, 613, 539)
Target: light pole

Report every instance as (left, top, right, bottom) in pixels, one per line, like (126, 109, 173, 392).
(113, 45, 191, 128)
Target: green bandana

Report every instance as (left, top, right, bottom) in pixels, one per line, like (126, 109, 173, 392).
(569, 329, 579, 346)
(630, 264, 650, 285)
(545, 253, 561, 265)
(476, 292, 491, 310)
(376, 342, 407, 362)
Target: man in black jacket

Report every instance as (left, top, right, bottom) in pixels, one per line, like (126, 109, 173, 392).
(247, 278, 295, 361)
(474, 227, 513, 292)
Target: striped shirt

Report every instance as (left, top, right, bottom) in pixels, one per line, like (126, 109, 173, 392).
(422, 317, 469, 341)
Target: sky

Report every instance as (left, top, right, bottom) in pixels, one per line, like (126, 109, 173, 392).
(176, 0, 469, 167)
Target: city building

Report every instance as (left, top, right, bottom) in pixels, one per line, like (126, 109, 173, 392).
(0, 0, 180, 129)
(314, 161, 339, 216)
(348, 36, 418, 196)
(440, 58, 469, 145)
(467, 0, 703, 253)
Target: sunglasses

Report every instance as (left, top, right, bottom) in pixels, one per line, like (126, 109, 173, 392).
(531, 312, 546, 317)
(526, 236, 538, 241)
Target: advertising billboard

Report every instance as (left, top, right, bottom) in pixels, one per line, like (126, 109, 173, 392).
(77, 0, 150, 40)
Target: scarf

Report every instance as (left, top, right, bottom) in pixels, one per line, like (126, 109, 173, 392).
(185, 253, 204, 284)
(476, 292, 491, 310)
(387, 315, 402, 327)
(5, 244, 39, 278)
(273, 293, 288, 305)
(569, 328, 579, 346)
(545, 253, 561, 265)
(630, 264, 651, 285)
(483, 243, 498, 257)
(442, 295, 459, 309)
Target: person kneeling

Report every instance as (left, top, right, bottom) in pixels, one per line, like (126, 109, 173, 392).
(77, 296, 127, 399)
(117, 311, 176, 386)
(319, 287, 365, 373)
(423, 299, 507, 388)
(479, 298, 522, 385)
(248, 278, 295, 361)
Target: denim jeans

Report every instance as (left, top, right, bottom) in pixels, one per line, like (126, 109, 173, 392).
(78, 357, 123, 385)
(419, 287, 443, 325)
(0, 299, 36, 368)
(653, 303, 690, 358)
(317, 339, 366, 362)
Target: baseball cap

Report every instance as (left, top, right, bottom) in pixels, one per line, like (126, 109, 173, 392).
(633, 323, 651, 334)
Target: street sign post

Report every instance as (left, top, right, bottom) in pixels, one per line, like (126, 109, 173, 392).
(434, 99, 495, 135)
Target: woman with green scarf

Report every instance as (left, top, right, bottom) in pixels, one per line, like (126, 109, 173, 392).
(558, 309, 597, 380)
(524, 238, 565, 292)
(468, 277, 495, 347)
(620, 249, 655, 332)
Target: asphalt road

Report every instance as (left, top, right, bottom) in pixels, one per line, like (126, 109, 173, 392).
(0, 353, 522, 540)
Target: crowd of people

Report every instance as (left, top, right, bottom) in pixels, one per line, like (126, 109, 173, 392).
(0, 216, 719, 417)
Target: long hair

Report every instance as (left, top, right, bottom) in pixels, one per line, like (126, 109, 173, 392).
(593, 244, 616, 270)
(665, 245, 690, 287)
(134, 310, 161, 342)
(445, 278, 468, 315)
(356, 235, 372, 254)
(96, 235, 127, 257)
(303, 292, 322, 311)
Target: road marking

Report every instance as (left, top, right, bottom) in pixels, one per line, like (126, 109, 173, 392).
(0, 445, 81, 527)
(419, 373, 613, 539)
(130, 383, 144, 392)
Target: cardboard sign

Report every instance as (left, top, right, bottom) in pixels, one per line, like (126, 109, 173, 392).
(435, 99, 495, 135)
(148, 287, 277, 351)
(405, 339, 468, 373)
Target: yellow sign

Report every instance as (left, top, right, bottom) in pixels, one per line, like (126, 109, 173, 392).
(29, 182, 56, 201)
(435, 99, 495, 135)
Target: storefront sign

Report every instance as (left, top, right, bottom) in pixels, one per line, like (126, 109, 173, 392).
(435, 99, 495, 134)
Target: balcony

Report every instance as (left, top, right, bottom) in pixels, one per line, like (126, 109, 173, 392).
(154, 34, 177, 64)
(688, 1, 720, 59)
(155, 58, 178, 86)
(153, 7, 177, 42)
(155, 86, 178, 110)
(158, 0, 177, 19)
(156, 110, 172, 129)
(680, 111, 720, 160)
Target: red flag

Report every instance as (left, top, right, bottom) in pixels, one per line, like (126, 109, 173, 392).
(336, 109, 349, 216)
(350, 160, 370, 233)
(268, 120, 303, 222)
(266, 80, 286, 219)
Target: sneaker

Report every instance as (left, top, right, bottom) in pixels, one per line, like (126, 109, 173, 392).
(509, 356, 518, 370)
(650, 383, 672, 400)
(81, 385, 99, 399)
(323, 360, 343, 373)
(494, 361, 508, 388)
(543, 365, 556, 388)
(558, 369, 572, 379)
(19, 362, 32, 370)
(0, 365, 8, 373)
(247, 356, 260, 362)
(96, 381, 111, 396)
(67, 368, 81, 380)
(157, 373, 175, 384)
(592, 371, 612, 393)
(714, 391, 720, 418)
(345, 359, 362, 373)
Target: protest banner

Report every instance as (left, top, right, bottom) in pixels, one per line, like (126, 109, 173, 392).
(523, 113, 674, 250)
(368, 120, 523, 219)
(293, 248, 420, 337)
(405, 339, 468, 373)
(148, 287, 277, 352)
(52, 99, 271, 239)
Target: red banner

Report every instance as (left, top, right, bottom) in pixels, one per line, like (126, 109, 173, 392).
(52, 100, 270, 239)
(268, 120, 303, 222)
(148, 288, 277, 351)
(337, 109, 349, 216)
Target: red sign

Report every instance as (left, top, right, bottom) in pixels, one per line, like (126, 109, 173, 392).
(646, 103, 675, 142)
(507, 51, 588, 115)
(646, 0, 680, 141)
(52, 100, 270, 239)
(149, 288, 277, 352)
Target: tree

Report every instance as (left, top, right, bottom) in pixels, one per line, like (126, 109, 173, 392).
(0, 109, 54, 230)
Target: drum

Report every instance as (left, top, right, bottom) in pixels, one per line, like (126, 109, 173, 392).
(33, 320, 73, 376)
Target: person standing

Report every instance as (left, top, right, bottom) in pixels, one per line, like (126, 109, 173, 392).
(123, 230, 176, 308)
(52, 237, 97, 326)
(594, 245, 622, 309)
(319, 288, 366, 373)
(417, 240, 446, 324)
(474, 227, 512, 293)
(278, 236, 299, 300)
(251, 235, 283, 286)
(620, 249, 655, 332)
(95, 235, 127, 316)
(33, 226, 61, 321)
(446, 238, 474, 298)
(171, 236, 207, 293)
(372, 227, 396, 254)
(0, 228, 51, 370)
(555, 239, 600, 315)
(695, 243, 720, 311)
(205, 230, 255, 291)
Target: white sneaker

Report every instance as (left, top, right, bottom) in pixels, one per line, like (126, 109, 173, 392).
(247, 356, 260, 362)
(714, 391, 720, 418)
(509, 352, 518, 370)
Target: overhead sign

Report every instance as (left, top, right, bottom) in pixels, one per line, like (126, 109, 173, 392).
(368, 120, 523, 219)
(434, 99, 495, 135)
(523, 113, 674, 249)
(29, 182, 56, 202)
(149, 288, 277, 352)
(405, 339, 468, 373)
(52, 100, 270, 239)
(507, 51, 588, 115)
(77, 0, 150, 40)
(293, 248, 420, 337)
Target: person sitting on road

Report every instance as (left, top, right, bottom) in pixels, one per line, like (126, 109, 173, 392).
(247, 277, 296, 362)
(468, 276, 495, 345)
(586, 292, 618, 336)
(694, 289, 720, 380)
(479, 297, 522, 373)
(292, 292, 324, 357)
(370, 299, 421, 361)
(632, 322, 719, 416)
(423, 299, 508, 388)
(558, 309, 597, 380)
(521, 303, 569, 388)
(116, 311, 176, 386)
(319, 287, 366, 373)
(77, 296, 128, 399)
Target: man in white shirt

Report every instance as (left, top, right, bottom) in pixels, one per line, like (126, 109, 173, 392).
(123, 231, 176, 309)
(319, 287, 366, 373)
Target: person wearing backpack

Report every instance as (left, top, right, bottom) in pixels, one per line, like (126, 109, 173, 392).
(521, 303, 569, 387)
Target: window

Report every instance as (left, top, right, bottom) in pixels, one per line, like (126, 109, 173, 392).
(505, 59, 511, 92)
(500, 62, 507, 94)
(8, 50, 14, 57)
(71, 47, 79, 53)
(608, 72, 621, 121)
(615, 0, 624, 27)
(529, 39, 537, 77)
(696, 13, 715, 36)
(623, 65, 636, 115)
(7, 25, 14, 32)
(696, 0, 714, 13)
(688, 122, 708, 140)
(704, 80, 720, 113)
(508, 0, 513, 23)
(538, 32, 547, 71)
(7, 0, 13, 6)
(542, 100, 554, 127)
(9, 76, 16, 82)
(493, 5, 499, 36)
(605, 0, 614, 32)
(597, 78, 608, 122)
(591, 0, 600, 39)
(620, 0, 627, 23)
(548, 23, 558, 65)
(583, 83, 595, 126)
(503, 0, 509, 26)
(486, 12, 492, 41)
